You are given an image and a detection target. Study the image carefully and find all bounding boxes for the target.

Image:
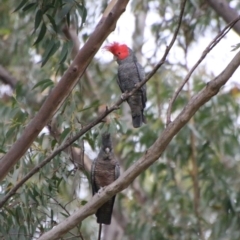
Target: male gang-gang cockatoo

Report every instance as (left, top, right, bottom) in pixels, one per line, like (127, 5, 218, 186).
(105, 42, 147, 128)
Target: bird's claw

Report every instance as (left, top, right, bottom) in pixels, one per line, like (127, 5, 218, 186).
(121, 92, 127, 100)
(134, 82, 141, 88)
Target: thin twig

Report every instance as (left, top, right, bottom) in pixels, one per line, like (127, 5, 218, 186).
(166, 15, 240, 125)
(146, 0, 187, 82)
(0, 0, 187, 209)
(43, 193, 71, 216)
(190, 120, 204, 240)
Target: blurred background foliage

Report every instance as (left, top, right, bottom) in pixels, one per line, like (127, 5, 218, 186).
(0, 0, 240, 239)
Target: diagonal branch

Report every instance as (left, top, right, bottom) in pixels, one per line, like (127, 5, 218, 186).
(0, 0, 130, 182)
(37, 49, 240, 240)
(166, 15, 240, 125)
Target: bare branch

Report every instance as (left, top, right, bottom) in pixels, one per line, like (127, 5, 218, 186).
(146, 0, 187, 81)
(37, 49, 240, 240)
(0, 65, 17, 89)
(0, 0, 130, 182)
(208, 0, 240, 36)
(166, 16, 240, 125)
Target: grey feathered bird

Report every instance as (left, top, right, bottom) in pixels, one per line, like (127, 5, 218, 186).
(91, 133, 120, 225)
(105, 42, 147, 128)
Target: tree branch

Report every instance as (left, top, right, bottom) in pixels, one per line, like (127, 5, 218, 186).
(0, 0, 130, 182)
(208, 0, 240, 36)
(0, 65, 17, 89)
(145, 0, 187, 82)
(37, 49, 240, 240)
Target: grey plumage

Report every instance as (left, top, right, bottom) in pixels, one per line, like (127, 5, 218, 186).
(91, 133, 120, 225)
(117, 48, 147, 128)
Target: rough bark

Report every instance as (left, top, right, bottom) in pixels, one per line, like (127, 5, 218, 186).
(38, 49, 240, 240)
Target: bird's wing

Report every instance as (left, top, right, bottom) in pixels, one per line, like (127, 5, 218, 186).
(135, 62, 147, 107)
(116, 75, 124, 93)
(135, 62, 145, 82)
(91, 159, 98, 195)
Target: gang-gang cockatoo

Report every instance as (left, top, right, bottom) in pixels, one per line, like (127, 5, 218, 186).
(105, 42, 147, 128)
(91, 133, 120, 225)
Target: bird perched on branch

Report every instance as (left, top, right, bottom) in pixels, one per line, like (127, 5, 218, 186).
(91, 133, 120, 231)
(105, 42, 147, 128)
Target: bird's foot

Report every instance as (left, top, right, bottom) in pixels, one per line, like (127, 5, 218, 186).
(98, 187, 105, 196)
(121, 92, 127, 100)
(134, 82, 141, 88)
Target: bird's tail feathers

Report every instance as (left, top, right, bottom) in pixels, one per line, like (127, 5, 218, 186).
(132, 112, 146, 128)
(132, 115, 142, 128)
(96, 197, 115, 225)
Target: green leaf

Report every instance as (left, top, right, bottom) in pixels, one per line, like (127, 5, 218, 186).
(60, 127, 71, 142)
(81, 6, 87, 25)
(81, 200, 87, 205)
(22, 2, 37, 12)
(78, 100, 100, 112)
(34, 9, 43, 32)
(28, 188, 38, 204)
(14, 111, 28, 124)
(41, 40, 61, 67)
(33, 22, 47, 45)
(6, 126, 17, 139)
(60, 212, 69, 218)
(57, 2, 74, 24)
(32, 79, 54, 91)
(15, 82, 23, 99)
(0, 148, 6, 154)
(13, 0, 28, 12)
(46, 14, 58, 33)
(59, 42, 69, 64)
(51, 139, 57, 149)
(76, 3, 87, 26)
(42, 4, 55, 14)
(67, 12, 71, 26)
